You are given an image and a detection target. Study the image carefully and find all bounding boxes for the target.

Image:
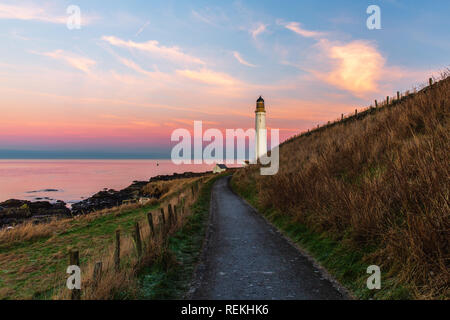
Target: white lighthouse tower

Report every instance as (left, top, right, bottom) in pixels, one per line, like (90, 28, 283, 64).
(255, 96, 267, 161)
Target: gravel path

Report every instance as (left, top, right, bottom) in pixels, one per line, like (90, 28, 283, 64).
(190, 176, 345, 300)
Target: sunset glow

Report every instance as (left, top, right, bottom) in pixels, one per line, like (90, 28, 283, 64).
(0, 1, 448, 158)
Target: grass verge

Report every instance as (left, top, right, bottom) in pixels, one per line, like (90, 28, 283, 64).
(138, 173, 227, 299)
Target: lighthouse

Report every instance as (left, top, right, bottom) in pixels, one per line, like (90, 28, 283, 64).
(255, 96, 267, 160)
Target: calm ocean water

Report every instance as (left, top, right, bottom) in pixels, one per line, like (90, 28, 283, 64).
(0, 160, 217, 204)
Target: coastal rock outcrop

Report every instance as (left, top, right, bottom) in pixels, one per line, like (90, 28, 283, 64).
(0, 199, 71, 227)
(71, 181, 148, 215)
(71, 171, 209, 215)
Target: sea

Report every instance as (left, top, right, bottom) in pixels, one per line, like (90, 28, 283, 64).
(0, 160, 220, 205)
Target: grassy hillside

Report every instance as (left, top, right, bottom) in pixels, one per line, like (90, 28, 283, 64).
(0, 176, 210, 299)
(232, 75, 449, 299)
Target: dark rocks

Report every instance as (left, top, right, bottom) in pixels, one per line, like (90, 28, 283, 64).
(70, 172, 208, 215)
(0, 199, 71, 227)
(149, 171, 208, 182)
(71, 181, 149, 215)
(26, 189, 59, 194)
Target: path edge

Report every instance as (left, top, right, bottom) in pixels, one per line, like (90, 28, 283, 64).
(185, 176, 219, 299)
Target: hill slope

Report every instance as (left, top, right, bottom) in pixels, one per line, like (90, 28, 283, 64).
(232, 75, 449, 299)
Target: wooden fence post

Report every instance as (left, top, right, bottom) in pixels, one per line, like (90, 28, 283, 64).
(69, 250, 81, 300)
(147, 212, 155, 237)
(114, 230, 120, 272)
(341, 114, 344, 120)
(375, 100, 378, 108)
(174, 205, 178, 222)
(386, 96, 390, 105)
(397, 91, 400, 100)
(168, 204, 174, 226)
(133, 222, 142, 258)
(160, 208, 166, 232)
(429, 78, 433, 86)
(355, 109, 358, 116)
(93, 261, 102, 287)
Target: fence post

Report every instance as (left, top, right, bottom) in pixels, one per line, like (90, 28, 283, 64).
(93, 261, 102, 287)
(160, 208, 166, 232)
(355, 109, 357, 116)
(69, 250, 81, 300)
(341, 114, 344, 120)
(375, 100, 378, 108)
(168, 204, 174, 226)
(386, 96, 389, 105)
(397, 91, 400, 100)
(133, 222, 142, 258)
(174, 205, 178, 222)
(114, 230, 120, 272)
(429, 78, 433, 86)
(147, 212, 155, 237)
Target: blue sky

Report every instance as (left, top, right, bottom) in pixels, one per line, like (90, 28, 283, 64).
(0, 1, 448, 158)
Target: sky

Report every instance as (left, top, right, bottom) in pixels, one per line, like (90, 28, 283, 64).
(0, 0, 448, 158)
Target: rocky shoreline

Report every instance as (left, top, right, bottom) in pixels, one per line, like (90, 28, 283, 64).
(0, 171, 210, 228)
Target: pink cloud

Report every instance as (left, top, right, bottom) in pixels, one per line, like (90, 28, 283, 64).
(0, 3, 98, 25)
(250, 23, 267, 39)
(284, 21, 326, 39)
(314, 40, 385, 96)
(102, 36, 206, 65)
(33, 50, 96, 74)
(233, 51, 257, 67)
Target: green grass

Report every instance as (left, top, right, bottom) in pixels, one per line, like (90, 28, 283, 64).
(230, 176, 412, 300)
(138, 173, 228, 299)
(0, 204, 158, 300)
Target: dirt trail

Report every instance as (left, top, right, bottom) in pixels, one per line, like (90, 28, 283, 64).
(190, 176, 345, 300)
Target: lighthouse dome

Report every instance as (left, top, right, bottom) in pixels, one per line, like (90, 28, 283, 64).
(256, 96, 266, 112)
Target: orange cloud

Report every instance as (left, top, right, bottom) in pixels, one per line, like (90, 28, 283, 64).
(33, 50, 96, 74)
(0, 3, 97, 25)
(284, 22, 326, 39)
(116, 57, 154, 76)
(233, 51, 257, 67)
(102, 36, 205, 65)
(313, 40, 385, 95)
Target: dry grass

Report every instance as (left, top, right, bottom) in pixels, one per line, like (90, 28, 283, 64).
(142, 177, 200, 201)
(233, 75, 449, 299)
(55, 185, 199, 300)
(0, 176, 209, 300)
